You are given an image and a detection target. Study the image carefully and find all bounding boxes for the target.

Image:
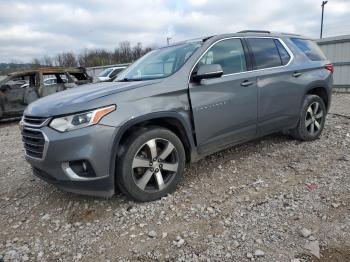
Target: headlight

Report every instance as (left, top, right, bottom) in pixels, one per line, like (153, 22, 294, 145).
(49, 105, 116, 132)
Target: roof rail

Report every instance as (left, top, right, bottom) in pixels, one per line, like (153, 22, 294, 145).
(280, 32, 302, 37)
(238, 30, 271, 34)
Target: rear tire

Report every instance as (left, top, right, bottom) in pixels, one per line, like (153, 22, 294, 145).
(117, 127, 186, 202)
(290, 94, 326, 141)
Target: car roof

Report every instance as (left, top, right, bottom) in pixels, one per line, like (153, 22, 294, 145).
(209, 31, 308, 41)
(169, 30, 308, 47)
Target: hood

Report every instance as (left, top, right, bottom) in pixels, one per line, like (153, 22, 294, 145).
(25, 79, 161, 117)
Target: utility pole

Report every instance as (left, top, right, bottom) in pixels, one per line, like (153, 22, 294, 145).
(320, 1, 328, 39)
(166, 37, 172, 46)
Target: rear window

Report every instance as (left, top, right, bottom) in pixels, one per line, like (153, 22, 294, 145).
(247, 38, 288, 69)
(290, 38, 326, 61)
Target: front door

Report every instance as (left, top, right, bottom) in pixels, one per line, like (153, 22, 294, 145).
(189, 38, 258, 154)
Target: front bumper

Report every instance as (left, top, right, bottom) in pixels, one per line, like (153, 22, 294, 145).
(24, 124, 119, 197)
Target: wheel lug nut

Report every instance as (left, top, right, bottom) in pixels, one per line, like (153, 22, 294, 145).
(155, 168, 159, 172)
(158, 159, 162, 162)
(149, 162, 153, 166)
(159, 164, 163, 168)
(153, 158, 157, 161)
(150, 168, 154, 172)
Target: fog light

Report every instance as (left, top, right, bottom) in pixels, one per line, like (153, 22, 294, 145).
(69, 160, 96, 178)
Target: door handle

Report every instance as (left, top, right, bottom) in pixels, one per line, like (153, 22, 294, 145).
(240, 80, 254, 87)
(292, 72, 302, 77)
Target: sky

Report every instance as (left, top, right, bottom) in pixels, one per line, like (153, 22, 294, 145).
(0, 0, 349, 63)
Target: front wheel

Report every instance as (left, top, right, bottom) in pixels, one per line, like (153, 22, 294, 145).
(117, 127, 186, 202)
(290, 94, 326, 141)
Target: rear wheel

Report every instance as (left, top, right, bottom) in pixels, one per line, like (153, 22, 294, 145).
(117, 127, 186, 202)
(290, 94, 326, 141)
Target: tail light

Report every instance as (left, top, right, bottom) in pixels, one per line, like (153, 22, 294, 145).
(325, 63, 334, 73)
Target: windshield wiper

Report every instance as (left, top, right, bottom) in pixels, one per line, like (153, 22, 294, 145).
(117, 78, 144, 82)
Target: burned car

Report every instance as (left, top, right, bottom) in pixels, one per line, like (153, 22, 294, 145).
(0, 67, 92, 119)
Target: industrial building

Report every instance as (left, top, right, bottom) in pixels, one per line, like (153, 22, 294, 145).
(318, 35, 350, 92)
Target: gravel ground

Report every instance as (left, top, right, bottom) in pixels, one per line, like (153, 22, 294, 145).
(0, 93, 349, 262)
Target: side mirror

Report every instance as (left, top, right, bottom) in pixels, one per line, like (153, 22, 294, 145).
(194, 64, 223, 81)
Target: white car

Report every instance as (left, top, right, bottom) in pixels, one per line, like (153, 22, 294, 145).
(97, 66, 126, 82)
(43, 77, 68, 86)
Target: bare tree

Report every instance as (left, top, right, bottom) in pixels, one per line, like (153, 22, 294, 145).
(54, 52, 77, 67)
(132, 42, 143, 61)
(78, 49, 89, 67)
(32, 41, 153, 68)
(31, 58, 41, 66)
(42, 56, 53, 66)
(118, 41, 132, 63)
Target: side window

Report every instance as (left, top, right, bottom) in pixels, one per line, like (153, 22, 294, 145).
(199, 38, 247, 75)
(290, 38, 326, 61)
(248, 38, 282, 69)
(43, 74, 58, 86)
(275, 40, 291, 65)
(109, 68, 124, 78)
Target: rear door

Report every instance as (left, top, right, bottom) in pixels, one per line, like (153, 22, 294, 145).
(246, 37, 302, 135)
(189, 38, 258, 154)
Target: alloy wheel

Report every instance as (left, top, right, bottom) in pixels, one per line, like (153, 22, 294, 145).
(305, 101, 324, 135)
(131, 138, 179, 192)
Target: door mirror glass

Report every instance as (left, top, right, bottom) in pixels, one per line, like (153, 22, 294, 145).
(194, 64, 223, 81)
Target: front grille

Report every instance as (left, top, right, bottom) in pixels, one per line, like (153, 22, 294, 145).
(22, 127, 46, 159)
(21, 115, 49, 160)
(23, 115, 48, 126)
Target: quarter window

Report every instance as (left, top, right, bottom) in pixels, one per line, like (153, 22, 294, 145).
(275, 40, 291, 65)
(199, 38, 247, 75)
(247, 38, 283, 69)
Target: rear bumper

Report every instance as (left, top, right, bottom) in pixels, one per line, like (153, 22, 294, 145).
(25, 124, 119, 197)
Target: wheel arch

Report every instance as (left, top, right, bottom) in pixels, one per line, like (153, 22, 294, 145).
(109, 112, 196, 183)
(305, 86, 330, 111)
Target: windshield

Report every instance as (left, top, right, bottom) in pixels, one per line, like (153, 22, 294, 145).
(98, 68, 113, 77)
(115, 41, 202, 81)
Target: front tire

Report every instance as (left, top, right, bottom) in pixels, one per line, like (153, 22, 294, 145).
(290, 94, 326, 141)
(117, 127, 186, 202)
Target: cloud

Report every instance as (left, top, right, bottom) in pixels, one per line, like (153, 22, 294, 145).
(0, 0, 349, 63)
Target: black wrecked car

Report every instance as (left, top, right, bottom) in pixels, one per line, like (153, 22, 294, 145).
(0, 67, 92, 119)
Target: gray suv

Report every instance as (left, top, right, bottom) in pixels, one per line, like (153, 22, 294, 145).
(21, 31, 333, 201)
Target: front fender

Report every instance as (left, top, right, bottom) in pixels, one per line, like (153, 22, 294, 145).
(108, 111, 197, 185)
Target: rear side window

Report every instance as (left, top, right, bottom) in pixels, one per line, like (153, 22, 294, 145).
(290, 38, 326, 61)
(199, 38, 247, 75)
(247, 38, 284, 69)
